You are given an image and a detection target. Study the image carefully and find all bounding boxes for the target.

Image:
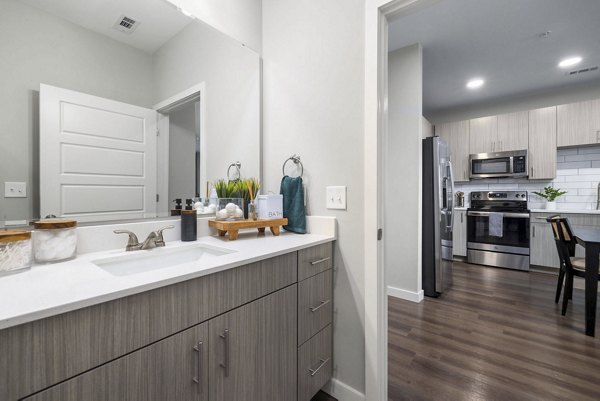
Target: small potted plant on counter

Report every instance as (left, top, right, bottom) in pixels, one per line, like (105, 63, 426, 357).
(533, 186, 567, 210)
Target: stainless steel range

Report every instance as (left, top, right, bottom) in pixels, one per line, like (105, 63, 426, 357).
(467, 191, 530, 271)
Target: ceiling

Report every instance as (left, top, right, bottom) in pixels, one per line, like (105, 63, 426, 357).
(21, 0, 193, 54)
(388, 0, 600, 116)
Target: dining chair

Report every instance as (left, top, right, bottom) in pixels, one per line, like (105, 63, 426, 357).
(547, 215, 600, 315)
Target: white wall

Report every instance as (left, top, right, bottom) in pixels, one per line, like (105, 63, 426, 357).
(428, 80, 600, 124)
(386, 44, 424, 301)
(0, 0, 154, 223)
(166, 0, 262, 53)
(153, 20, 261, 187)
(262, 0, 366, 398)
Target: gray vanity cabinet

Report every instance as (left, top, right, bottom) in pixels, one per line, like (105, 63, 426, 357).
(209, 285, 297, 401)
(24, 322, 210, 401)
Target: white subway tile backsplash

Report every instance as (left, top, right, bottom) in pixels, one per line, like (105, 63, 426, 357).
(557, 161, 592, 169)
(578, 168, 600, 175)
(455, 144, 600, 210)
(577, 147, 600, 154)
(564, 153, 600, 162)
(558, 148, 579, 156)
(557, 169, 579, 176)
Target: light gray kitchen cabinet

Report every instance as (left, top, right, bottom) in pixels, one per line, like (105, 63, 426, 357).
(436, 120, 471, 181)
(557, 98, 600, 147)
(470, 116, 498, 154)
(23, 322, 209, 401)
(497, 111, 529, 152)
(530, 220, 560, 268)
(209, 285, 297, 401)
(453, 209, 467, 257)
(528, 106, 557, 180)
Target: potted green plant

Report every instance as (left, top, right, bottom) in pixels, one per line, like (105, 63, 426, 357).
(533, 186, 567, 210)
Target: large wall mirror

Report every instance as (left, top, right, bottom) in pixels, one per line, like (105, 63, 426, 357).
(0, 0, 261, 225)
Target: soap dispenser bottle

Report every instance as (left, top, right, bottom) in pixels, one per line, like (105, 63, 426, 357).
(181, 199, 197, 241)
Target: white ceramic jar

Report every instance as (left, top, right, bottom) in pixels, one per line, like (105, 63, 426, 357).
(33, 220, 77, 263)
(0, 230, 33, 274)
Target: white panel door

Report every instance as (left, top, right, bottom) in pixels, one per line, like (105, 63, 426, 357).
(40, 84, 157, 222)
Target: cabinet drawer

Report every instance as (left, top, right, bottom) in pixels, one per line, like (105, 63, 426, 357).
(23, 322, 209, 401)
(298, 270, 333, 345)
(298, 243, 333, 281)
(298, 325, 332, 401)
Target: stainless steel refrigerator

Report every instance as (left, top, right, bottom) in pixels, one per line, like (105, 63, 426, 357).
(422, 137, 454, 297)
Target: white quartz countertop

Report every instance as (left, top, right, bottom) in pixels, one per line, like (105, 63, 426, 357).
(0, 232, 335, 330)
(530, 209, 600, 215)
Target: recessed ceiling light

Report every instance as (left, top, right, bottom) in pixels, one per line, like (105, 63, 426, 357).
(466, 78, 485, 90)
(559, 57, 583, 68)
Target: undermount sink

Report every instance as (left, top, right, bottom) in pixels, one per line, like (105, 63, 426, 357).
(92, 244, 235, 276)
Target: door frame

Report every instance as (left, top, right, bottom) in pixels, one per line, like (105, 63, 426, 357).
(153, 82, 207, 213)
(364, 1, 440, 400)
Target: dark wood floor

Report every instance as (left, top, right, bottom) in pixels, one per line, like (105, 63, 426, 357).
(388, 262, 600, 401)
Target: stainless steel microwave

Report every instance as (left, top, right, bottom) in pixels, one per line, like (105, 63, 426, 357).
(469, 150, 528, 179)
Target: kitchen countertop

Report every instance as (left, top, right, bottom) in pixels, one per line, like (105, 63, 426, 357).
(0, 231, 335, 330)
(530, 209, 600, 215)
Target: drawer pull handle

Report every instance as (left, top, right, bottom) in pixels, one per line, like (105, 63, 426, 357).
(310, 299, 331, 312)
(192, 341, 203, 392)
(309, 358, 330, 376)
(310, 257, 331, 266)
(219, 329, 230, 377)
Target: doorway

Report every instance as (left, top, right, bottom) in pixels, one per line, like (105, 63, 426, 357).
(154, 83, 207, 215)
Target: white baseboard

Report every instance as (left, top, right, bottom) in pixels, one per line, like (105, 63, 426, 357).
(387, 285, 424, 303)
(323, 378, 365, 401)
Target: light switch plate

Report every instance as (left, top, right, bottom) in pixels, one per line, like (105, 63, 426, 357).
(326, 186, 347, 210)
(4, 182, 27, 198)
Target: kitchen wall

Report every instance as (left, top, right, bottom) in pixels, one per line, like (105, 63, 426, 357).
(262, 0, 366, 399)
(455, 145, 600, 210)
(386, 44, 424, 302)
(428, 80, 600, 124)
(0, 0, 154, 223)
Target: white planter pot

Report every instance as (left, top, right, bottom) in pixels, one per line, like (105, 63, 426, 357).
(545, 201, 557, 210)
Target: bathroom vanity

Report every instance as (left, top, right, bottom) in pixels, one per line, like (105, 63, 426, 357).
(0, 235, 334, 401)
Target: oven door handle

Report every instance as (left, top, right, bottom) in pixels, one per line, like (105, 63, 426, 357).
(467, 211, 530, 219)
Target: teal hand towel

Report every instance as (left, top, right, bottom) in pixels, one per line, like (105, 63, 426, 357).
(280, 176, 306, 234)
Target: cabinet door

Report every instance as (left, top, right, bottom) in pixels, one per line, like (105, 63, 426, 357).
(530, 222, 560, 268)
(529, 106, 557, 180)
(557, 99, 600, 147)
(469, 116, 498, 154)
(23, 323, 209, 401)
(436, 120, 470, 181)
(452, 210, 467, 257)
(209, 285, 297, 401)
(497, 111, 528, 152)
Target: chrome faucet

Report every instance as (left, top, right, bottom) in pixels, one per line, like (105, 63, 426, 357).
(114, 226, 174, 251)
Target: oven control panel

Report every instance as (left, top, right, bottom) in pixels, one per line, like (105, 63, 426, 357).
(470, 191, 528, 201)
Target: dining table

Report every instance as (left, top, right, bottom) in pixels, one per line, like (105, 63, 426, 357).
(574, 227, 600, 336)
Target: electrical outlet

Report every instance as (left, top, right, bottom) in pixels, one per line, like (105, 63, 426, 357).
(4, 182, 27, 198)
(326, 186, 347, 210)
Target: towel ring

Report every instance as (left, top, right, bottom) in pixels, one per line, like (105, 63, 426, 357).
(282, 154, 303, 177)
(227, 161, 241, 181)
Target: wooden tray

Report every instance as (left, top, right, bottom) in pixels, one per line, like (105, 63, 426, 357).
(208, 218, 288, 240)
